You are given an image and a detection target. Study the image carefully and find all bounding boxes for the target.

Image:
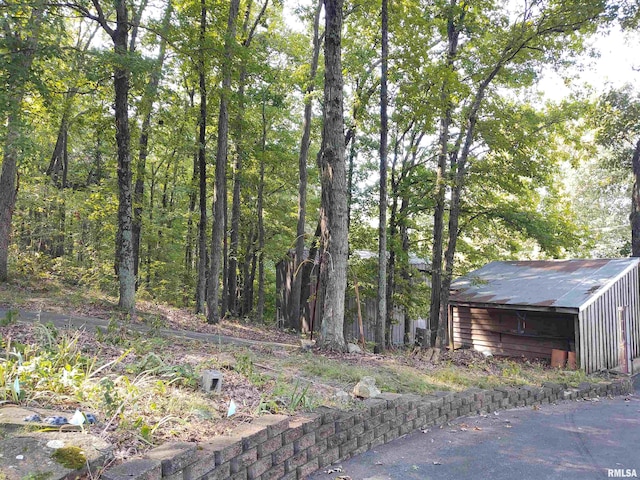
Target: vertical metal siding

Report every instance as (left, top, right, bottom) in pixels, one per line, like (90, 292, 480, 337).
(579, 264, 640, 373)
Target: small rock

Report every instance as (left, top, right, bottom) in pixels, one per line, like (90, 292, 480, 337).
(16, 455, 24, 460)
(334, 390, 351, 403)
(347, 343, 362, 354)
(353, 376, 381, 399)
(301, 339, 316, 350)
(46, 440, 65, 449)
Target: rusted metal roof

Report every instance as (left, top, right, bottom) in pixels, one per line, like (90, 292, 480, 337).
(450, 258, 640, 311)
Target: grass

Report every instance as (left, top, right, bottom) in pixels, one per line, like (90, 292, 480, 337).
(0, 279, 612, 465)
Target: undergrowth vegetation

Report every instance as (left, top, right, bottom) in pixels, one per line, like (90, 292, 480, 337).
(0, 304, 602, 462)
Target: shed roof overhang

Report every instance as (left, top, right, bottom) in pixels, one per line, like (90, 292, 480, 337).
(448, 300, 579, 315)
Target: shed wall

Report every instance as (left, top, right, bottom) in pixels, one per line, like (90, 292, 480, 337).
(578, 264, 640, 372)
(452, 306, 574, 359)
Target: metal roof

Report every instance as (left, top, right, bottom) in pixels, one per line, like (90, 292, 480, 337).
(450, 258, 640, 312)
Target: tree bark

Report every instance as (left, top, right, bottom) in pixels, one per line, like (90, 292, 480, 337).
(631, 138, 640, 256)
(376, 0, 389, 353)
(132, 1, 172, 281)
(0, 4, 42, 282)
(318, 0, 347, 351)
(208, 0, 240, 323)
(290, 0, 323, 332)
(109, 0, 136, 313)
(429, 0, 461, 346)
(195, 0, 208, 314)
(256, 94, 267, 323)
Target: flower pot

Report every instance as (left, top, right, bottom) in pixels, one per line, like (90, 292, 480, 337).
(551, 349, 567, 368)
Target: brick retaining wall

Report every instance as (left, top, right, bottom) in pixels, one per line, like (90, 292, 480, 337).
(102, 378, 633, 480)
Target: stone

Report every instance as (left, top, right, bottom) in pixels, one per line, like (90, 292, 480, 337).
(301, 339, 316, 350)
(353, 376, 381, 399)
(0, 431, 112, 480)
(347, 343, 362, 354)
(102, 459, 162, 480)
(334, 390, 351, 403)
(202, 369, 223, 394)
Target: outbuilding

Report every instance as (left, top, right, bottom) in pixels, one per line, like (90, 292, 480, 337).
(449, 258, 640, 373)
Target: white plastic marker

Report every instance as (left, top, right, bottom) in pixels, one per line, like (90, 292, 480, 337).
(69, 409, 86, 426)
(227, 400, 237, 417)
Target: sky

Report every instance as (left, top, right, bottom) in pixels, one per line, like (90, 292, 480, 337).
(538, 26, 639, 102)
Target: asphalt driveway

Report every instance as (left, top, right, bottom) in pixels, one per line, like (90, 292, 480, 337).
(311, 376, 640, 480)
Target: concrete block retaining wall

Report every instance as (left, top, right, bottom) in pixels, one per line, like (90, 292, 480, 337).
(102, 378, 633, 480)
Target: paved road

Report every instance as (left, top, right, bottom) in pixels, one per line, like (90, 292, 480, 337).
(0, 307, 298, 350)
(311, 376, 640, 480)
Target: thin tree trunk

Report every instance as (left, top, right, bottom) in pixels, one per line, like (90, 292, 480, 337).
(195, 0, 208, 314)
(0, 5, 42, 282)
(376, 0, 389, 353)
(318, 0, 348, 351)
(290, 0, 323, 332)
(256, 91, 267, 323)
(208, 0, 240, 324)
(184, 87, 198, 279)
(132, 1, 172, 281)
(241, 227, 256, 315)
(429, 0, 461, 346)
(631, 138, 640, 256)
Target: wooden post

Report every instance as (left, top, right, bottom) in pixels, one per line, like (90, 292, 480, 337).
(618, 306, 632, 374)
(354, 279, 365, 348)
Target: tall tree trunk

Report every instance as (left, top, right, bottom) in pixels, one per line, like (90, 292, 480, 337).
(0, 4, 42, 282)
(290, 0, 323, 332)
(429, 0, 461, 346)
(256, 95, 267, 323)
(376, 0, 389, 353)
(318, 0, 347, 351)
(208, 0, 240, 324)
(132, 1, 172, 281)
(184, 87, 198, 281)
(195, 0, 208, 314)
(631, 138, 640, 256)
(111, 0, 136, 313)
(228, 0, 269, 316)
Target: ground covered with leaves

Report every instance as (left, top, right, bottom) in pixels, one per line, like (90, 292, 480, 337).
(0, 282, 611, 464)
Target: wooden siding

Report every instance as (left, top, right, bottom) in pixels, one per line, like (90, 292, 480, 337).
(452, 306, 574, 359)
(578, 264, 640, 373)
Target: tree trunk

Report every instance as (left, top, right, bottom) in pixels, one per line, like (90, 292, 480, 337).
(208, 0, 240, 324)
(195, 0, 208, 314)
(112, 0, 136, 313)
(132, 2, 172, 281)
(290, 0, 323, 332)
(429, 0, 461, 346)
(631, 138, 640, 256)
(376, 0, 389, 353)
(0, 5, 42, 282)
(318, 0, 348, 351)
(256, 90, 267, 323)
